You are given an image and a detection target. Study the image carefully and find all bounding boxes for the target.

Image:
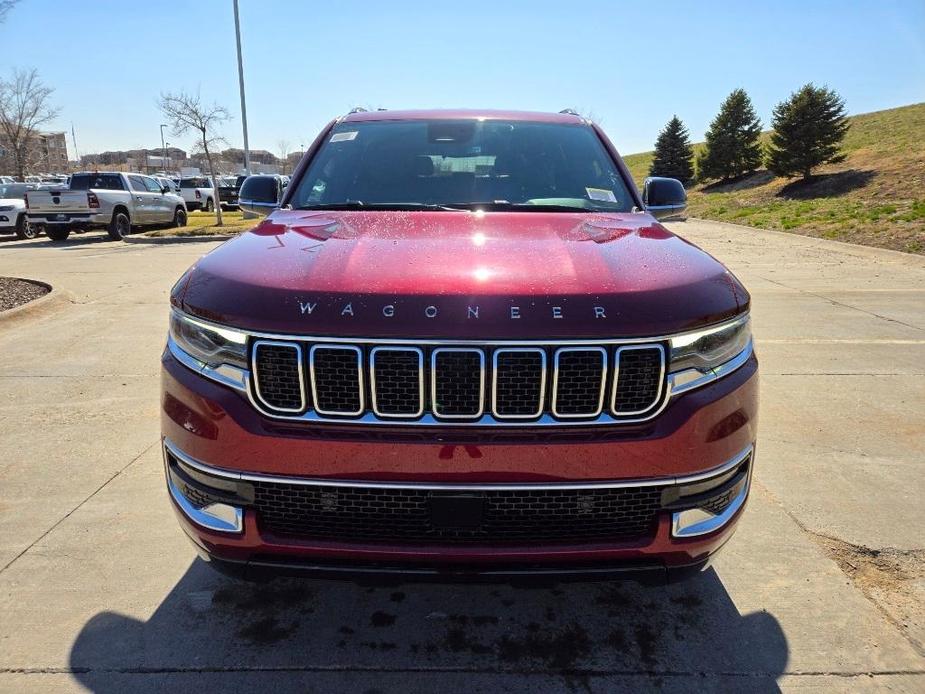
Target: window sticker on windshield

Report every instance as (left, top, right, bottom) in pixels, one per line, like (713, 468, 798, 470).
(586, 187, 617, 202)
(330, 131, 358, 142)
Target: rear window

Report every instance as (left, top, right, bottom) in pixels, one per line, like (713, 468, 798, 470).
(70, 173, 125, 191)
(180, 178, 211, 188)
(0, 183, 28, 198)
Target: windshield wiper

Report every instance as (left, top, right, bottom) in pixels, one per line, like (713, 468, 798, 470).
(294, 201, 458, 211)
(441, 201, 604, 212)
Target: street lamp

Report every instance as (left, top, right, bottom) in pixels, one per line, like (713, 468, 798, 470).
(233, 0, 251, 175)
(160, 124, 169, 175)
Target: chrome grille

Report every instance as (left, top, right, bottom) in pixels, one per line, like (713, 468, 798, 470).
(552, 348, 607, 417)
(310, 345, 364, 416)
(251, 339, 667, 424)
(370, 347, 423, 417)
(432, 348, 485, 418)
(613, 346, 665, 415)
(492, 348, 545, 418)
(252, 341, 305, 412)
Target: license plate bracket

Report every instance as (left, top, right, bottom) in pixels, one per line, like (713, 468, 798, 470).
(429, 494, 485, 529)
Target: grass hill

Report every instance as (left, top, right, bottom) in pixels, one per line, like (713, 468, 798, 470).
(622, 103, 925, 254)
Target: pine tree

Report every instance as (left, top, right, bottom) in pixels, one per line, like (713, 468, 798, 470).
(648, 116, 694, 184)
(767, 84, 848, 180)
(696, 89, 763, 182)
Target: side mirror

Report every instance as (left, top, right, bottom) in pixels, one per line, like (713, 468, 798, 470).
(161, 186, 169, 194)
(239, 176, 281, 217)
(642, 177, 687, 221)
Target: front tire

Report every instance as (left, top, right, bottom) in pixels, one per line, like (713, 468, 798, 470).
(108, 211, 131, 240)
(15, 215, 39, 240)
(173, 208, 187, 228)
(45, 225, 70, 242)
(204, 198, 214, 212)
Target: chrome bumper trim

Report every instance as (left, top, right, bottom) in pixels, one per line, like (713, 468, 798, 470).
(163, 437, 753, 493)
(165, 469, 243, 534)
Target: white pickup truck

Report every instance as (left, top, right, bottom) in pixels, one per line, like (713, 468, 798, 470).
(25, 172, 188, 241)
(178, 176, 217, 212)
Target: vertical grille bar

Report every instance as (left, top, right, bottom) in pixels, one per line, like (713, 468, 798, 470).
(611, 344, 665, 416)
(310, 345, 365, 416)
(431, 348, 485, 419)
(370, 346, 424, 418)
(552, 347, 607, 418)
(491, 348, 546, 419)
(252, 340, 306, 413)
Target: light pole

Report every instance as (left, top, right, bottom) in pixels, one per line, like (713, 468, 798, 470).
(160, 124, 169, 175)
(233, 0, 251, 175)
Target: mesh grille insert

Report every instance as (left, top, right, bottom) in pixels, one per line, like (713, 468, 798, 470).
(253, 482, 663, 544)
(253, 343, 303, 411)
(554, 349, 606, 416)
(372, 348, 423, 417)
(613, 347, 664, 415)
(493, 349, 545, 417)
(311, 346, 363, 415)
(433, 350, 483, 417)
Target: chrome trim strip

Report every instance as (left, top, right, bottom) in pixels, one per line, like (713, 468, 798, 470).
(668, 338, 754, 396)
(309, 344, 365, 417)
(251, 340, 306, 413)
(611, 344, 666, 416)
(164, 456, 243, 534)
(369, 346, 425, 419)
(163, 437, 753, 492)
(167, 334, 249, 393)
(551, 346, 607, 419)
(431, 347, 486, 419)
(671, 474, 751, 538)
(491, 347, 546, 420)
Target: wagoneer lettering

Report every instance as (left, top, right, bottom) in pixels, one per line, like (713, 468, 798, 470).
(162, 109, 758, 582)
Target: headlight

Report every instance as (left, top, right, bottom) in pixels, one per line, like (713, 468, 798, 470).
(169, 310, 247, 369)
(0, 205, 14, 211)
(668, 314, 752, 394)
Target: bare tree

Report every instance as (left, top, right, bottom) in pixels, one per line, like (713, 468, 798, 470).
(0, 1, 20, 23)
(0, 68, 60, 180)
(276, 139, 291, 165)
(159, 91, 230, 224)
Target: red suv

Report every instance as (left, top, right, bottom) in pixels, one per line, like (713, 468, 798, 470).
(162, 109, 757, 583)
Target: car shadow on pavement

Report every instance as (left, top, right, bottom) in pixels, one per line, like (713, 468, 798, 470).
(68, 559, 788, 692)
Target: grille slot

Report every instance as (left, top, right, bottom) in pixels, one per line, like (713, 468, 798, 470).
(432, 348, 485, 418)
(252, 341, 305, 412)
(492, 348, 546, 419)
(552, 347, 607, 418)
(310, 345, 364, 416)
(370, 347, 424, 418)
(253, 482, 663, 544)
(612, 345, 665, 415)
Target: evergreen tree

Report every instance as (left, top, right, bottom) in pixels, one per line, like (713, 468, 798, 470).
(767, 84, 848, 180)
(696, 89, 763, 182)
(648, 116, 694, 184)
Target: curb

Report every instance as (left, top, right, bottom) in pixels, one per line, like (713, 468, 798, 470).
(0, 279, 72, 328)
(123, 234, 233, 245)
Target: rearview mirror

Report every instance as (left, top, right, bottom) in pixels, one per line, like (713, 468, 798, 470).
(239, 176, 282, 217)
(642, 177, 687, 221)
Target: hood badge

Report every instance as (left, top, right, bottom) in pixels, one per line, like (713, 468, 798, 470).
(299, 301, 607, 320)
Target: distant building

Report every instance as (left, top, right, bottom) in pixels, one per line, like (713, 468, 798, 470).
(0, 130, 70, 176)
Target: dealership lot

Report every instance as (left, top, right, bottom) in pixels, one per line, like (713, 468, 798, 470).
(0, 222, 922, 692)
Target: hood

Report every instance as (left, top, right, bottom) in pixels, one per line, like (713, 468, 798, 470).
(176, 209, 746, 339)
(0, 198, 24, 207)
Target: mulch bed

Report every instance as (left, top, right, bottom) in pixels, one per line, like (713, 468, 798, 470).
(0, 277, 50, 312)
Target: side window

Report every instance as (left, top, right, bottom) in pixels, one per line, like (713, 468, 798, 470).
(142, 177, 163, 193)
(129, 176, 148, 193)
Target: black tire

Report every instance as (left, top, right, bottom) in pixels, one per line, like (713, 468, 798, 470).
(173, 207, 187, 228)
(45, 225, 70, 242)
(15, 214, 39, 240)
(204, 198, 214, 212)
(108, 211, 131, 240)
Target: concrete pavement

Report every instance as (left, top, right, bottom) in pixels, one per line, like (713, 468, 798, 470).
(0, 221, 922, 692)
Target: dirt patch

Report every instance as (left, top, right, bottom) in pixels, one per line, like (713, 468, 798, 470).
(0, 277, 49, 312)
(815, 534, 925, 652)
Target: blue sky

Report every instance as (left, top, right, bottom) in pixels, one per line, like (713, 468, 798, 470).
(1, 0, 923, 158)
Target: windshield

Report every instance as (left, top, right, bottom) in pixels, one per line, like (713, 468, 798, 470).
(289, 119, 634, 212)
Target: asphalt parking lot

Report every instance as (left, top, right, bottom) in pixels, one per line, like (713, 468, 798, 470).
(0, 221, 923, 693)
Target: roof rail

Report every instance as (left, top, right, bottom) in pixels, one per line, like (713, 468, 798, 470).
(559, 108, 581, 116)
(347, 106, 368, 114)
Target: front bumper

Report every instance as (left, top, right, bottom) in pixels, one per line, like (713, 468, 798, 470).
(161, 348, 758, 582)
